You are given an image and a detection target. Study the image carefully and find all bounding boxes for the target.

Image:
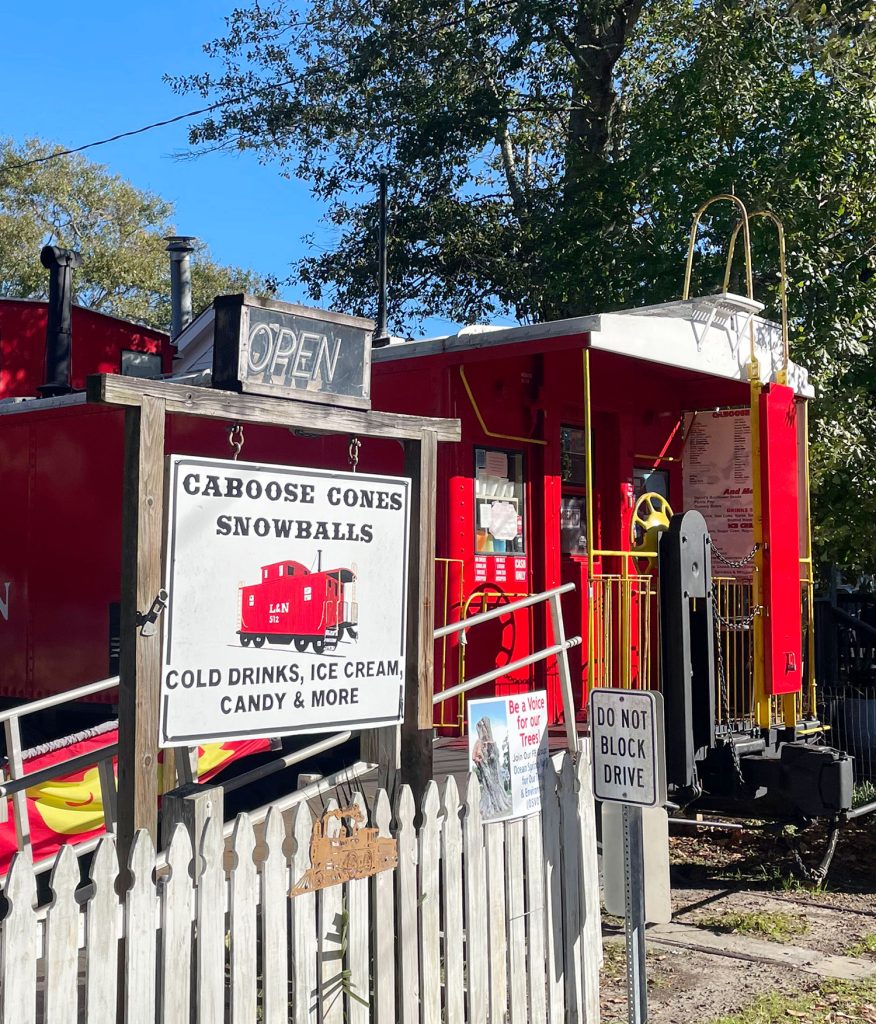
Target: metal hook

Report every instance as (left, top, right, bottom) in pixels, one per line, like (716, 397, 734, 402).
(348, 436, 361, 472)
(228, 423, 245, 461)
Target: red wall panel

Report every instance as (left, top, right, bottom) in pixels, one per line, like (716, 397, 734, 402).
(759, 384, 803, 696)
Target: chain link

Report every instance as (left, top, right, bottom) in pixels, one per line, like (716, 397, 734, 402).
(348, 436, 361, 472)
(712, 599, 762, 632)
(228, 424, 245, 461)
(710, 542, 758, 570)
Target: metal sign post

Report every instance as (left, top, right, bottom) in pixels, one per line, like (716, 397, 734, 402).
(590, 688, 666, 1024)
(622, 803, 647, 1024)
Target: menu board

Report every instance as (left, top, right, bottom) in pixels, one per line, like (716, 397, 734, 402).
(682, 409, 754, 579)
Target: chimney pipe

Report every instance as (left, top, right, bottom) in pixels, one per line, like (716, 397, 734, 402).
(165, 235, 196, 340)
(372, 170, 390, 347)
(38, 245, 83, 398)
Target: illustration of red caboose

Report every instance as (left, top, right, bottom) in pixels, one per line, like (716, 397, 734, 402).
(238, 559, 358, 654)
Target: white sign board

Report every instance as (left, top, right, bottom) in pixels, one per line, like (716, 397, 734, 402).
(590, 689, 665, 807)
(159, 456, 410, 746)
(467, 690, 548, 823)
(602, 804, 672, 924)
(682, 409, 754, 578)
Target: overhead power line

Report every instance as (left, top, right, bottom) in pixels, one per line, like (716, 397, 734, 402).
(4, 80, 295, 171)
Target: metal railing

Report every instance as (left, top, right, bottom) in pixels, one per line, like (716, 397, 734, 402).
(589, 573, 656, 692)
(433, 583, 582, 754)
(0, 676, 120, 853)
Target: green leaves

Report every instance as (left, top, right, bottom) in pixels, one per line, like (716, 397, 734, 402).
(0, 138, 271, 331)
(176, 0, 876, 570)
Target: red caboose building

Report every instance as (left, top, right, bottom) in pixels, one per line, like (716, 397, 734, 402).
(239, 559, 357, 653)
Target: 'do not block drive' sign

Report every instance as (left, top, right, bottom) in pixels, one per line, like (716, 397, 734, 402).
(590, 689, 666, 807)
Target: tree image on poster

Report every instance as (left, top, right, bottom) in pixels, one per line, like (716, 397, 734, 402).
(159, 456, 410, 746)
(468, 691, 548, 822)
(682, 409, 754, 579)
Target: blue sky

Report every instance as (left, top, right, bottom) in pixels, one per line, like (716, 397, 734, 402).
(2, 2, 465, 332)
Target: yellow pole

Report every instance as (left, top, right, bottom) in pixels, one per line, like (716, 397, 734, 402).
(583, 349, 596, 693)
(802, 400, 817, 715)
(750, 354, 770, 729)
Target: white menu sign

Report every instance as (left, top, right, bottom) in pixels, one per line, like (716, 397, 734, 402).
(683, 409, 754, 578)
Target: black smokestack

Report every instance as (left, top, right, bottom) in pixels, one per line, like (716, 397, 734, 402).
(38, 245, 83, 397)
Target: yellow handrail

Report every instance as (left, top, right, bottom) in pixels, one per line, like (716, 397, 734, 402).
(683, 194, 754, 302)
(724, 210, 790, 385)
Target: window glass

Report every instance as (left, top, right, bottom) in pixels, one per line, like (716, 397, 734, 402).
(633, 467, 670, 501)
(474, 448, 525, 555)
(561, 426, 587, 488)
(560, 495, 587, 556)
(120, 349, 162, 379)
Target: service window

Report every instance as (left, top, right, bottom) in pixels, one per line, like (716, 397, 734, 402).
(560, 426, 588, 555)
(474, 447, 526, 555)
(561, 426, 587, 488)
(560, 495, 587, 556)
(633, 467, 669, 500)
(120, 349, 162, 379)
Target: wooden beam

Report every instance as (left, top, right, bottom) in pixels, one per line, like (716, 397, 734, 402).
(399, 429, 438, 805)
(117, 395, 166, 870)
(87, 373, 461, 443)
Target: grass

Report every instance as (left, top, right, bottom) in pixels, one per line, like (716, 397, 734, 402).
(697, 909, 809, 943)
(848, 932, 876, 958)
(854, 780, 876, 808)
(706, 979, 876, 1023)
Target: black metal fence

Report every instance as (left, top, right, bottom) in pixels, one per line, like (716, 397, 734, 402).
(816, 584, 876, 785)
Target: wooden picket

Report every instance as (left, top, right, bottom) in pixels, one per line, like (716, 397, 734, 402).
(44, 846, 79, 1024)
(0, 754, 602, 1023)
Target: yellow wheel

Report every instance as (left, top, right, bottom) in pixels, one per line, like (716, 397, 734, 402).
(630, 492, 673, 555)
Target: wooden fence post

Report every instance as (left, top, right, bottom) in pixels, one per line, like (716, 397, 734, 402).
(399, 429, 438, 806)
(117, 395, 166, 871)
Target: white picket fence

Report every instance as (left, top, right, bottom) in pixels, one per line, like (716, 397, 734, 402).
(0, 750, 601, 1023)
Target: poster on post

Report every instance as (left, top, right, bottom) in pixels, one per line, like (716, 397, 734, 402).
(682, 409, 754, 578)
(467, 690, 549, 823)
(159, 456, 410, 746)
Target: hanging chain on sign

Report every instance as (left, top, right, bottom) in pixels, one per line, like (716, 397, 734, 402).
(228, 424, 245, 461)
(711, 543, 758, 570)
(348, 436, 361, 473)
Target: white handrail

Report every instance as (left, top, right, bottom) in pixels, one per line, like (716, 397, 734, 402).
(0, 675, 119, 724)
(434, 582, 581, 754)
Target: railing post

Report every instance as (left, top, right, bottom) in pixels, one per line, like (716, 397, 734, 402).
(4, 718, 31, 851)
(548, 592, 580, 755)
(97, 757, 118, 833)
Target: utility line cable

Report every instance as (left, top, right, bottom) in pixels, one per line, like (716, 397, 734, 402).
(4, 79, 296, 171)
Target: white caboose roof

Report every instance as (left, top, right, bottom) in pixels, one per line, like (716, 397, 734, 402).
(172, 293, 814, 398)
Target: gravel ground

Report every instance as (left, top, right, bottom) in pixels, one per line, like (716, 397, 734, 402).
(599, 814, 876, 1023)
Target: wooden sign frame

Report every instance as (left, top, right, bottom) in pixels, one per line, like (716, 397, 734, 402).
(86, 372, 460, 868)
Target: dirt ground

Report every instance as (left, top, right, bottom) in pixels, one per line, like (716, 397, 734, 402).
(600, 814, 876, 1023)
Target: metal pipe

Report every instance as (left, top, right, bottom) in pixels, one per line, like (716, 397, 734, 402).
(221, 731, 353, 794)
(372, 170, 390, 347)
(38, 245, 83, 397)
(668, 817, 744, 831)
(0, 745, 118, 797)
(433, 636, 582, 705)
(165, 235, 196, 340)
(0, 676, 119, 724)
(434, 582, 575, 638)
(846, 799, 876, 821)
